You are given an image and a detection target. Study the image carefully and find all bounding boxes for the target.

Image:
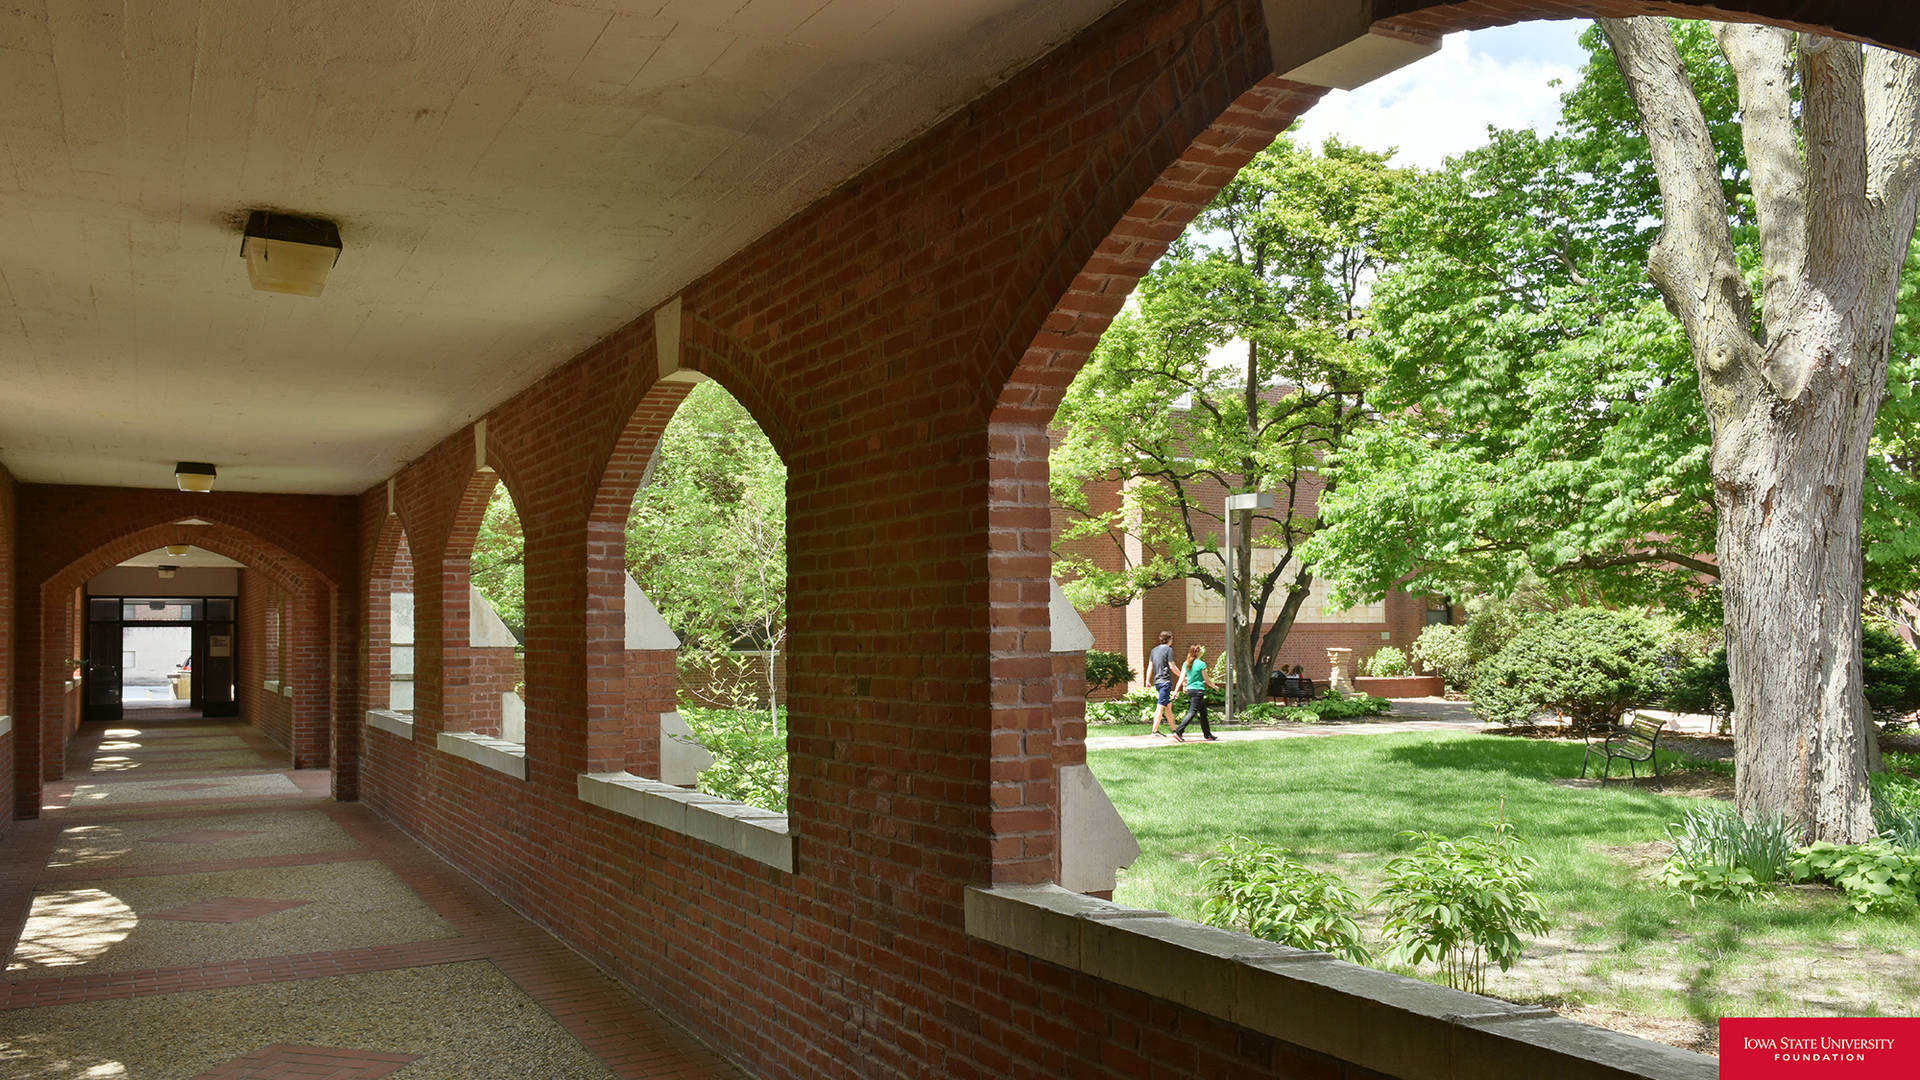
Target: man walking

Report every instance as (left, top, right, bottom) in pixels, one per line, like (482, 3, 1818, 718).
(1147, 630, 1176, 737)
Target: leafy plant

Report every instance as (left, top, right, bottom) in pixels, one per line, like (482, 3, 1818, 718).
(1086, 698, 1154, 725)
(1374, 811, 1549, 995)
(1410, 624, 1466, 687)
(1870, 771, 1920, 851)
(1469, 607, 1667, 732)
(1659, 804, 1800, 904)
(676, 706, 789, 813)
(1200, 837, 1371, 963)
(1085, 650, 1135, 694)
(1790, 840, 1920, 914)
(1361, 646, 1412, 678)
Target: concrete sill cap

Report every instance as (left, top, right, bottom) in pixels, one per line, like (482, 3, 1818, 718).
(436, 731, 527, 780)
(577, 772, 793, 873)
(364, 709, 414, 740)
(964, 884, 1715, 1080)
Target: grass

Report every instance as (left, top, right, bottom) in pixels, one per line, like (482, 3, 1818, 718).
(1088, 731, 1920, 1047)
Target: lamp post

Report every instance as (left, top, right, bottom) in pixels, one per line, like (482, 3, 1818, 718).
(1222, 492, 1274, 726)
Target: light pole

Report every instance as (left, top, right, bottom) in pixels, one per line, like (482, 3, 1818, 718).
(1222, 492, 1274, 726)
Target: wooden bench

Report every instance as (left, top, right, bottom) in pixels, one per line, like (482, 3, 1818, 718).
(1580, 715, 1666, 788)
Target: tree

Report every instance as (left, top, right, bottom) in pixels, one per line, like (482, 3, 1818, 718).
(1597, 17, 1920, 841)
(1051, 137, 1407, 705)
(626, 381, 787, 730)
(471, 481, 525, 641)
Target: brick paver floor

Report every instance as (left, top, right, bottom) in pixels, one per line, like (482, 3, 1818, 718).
(1, 713, 748, 1079)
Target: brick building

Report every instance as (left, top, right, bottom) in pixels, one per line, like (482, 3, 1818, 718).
(1054, 428, 1443, 694)
(0, 3, 1908, 1078)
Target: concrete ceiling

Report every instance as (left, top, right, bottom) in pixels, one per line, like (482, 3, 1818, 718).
(0, 0, 1124, 494)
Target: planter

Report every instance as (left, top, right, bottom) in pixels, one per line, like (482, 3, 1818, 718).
(1351, 675, 1444, 699)
(169, 673, 192, 700)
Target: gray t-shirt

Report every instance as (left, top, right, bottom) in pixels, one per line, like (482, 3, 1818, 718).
(1148, 643, 1175, 685)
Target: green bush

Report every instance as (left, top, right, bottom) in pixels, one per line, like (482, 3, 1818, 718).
(1872, 772, 1920, 851)
(1361, 646, 1412, 678)
(1863, 624, 1920, 721)
(1200, 837, 1371, 963)
(1411, 623, 1468, 687)
(676, 706, 788, 813)
(1468, 607, 1666, 731)
(1085, 649, 1135, 694)
(1659, 804, 1800, 904)
(1086, 698, 1153, 725)
(1790, 839, 1920, 914)
(1375, 814, 1549, 995)
(1666, 648, 1733, 721)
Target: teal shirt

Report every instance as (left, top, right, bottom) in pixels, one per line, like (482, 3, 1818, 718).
(1185, 659, 1207, 691)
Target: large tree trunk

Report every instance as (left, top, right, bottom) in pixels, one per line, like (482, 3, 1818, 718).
(1601, 18, 1920, 841)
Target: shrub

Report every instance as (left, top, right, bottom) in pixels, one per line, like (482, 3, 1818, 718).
(1085, 649, 1135, 694)
(1361, 646, 1412, 678)
(676, 706, 788, 812)
(1411, 623, 1468, 687)
(1086, 698, 1152, 725)
(1659, 804, 1800, 904)
(1863, 623, 1920, 722)
(1375, 812, 1549, 996)
(1660, 624, 1920, 726)
(1200, 837, 1371, 963)
(1468, 607, 1666, 731)
(1790, 839, 1920, 914)
(1234, 695, 1392, 725)
(1872, 771, 1920, 851)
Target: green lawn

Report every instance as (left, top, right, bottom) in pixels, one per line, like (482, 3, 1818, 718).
(1088, 731, 1920, 1051)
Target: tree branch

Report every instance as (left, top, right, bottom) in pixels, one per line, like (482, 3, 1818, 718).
(1546, 548, 1721, 580)
(1714, 23, 1807, 326)
(1598, 17, 1762, 397)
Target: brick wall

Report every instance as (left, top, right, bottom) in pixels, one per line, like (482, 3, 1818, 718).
(9, 488, 356, 810)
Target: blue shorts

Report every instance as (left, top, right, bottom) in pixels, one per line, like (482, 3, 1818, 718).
(1155, 680, 1173, 706)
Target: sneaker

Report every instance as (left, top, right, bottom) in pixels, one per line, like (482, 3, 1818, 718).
(1204, 736, 1220, 741)
(1172, 733, 1185, 743)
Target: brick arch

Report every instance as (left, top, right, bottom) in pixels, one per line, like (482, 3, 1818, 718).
(982, 0, 1920, 888)
(443, 467, 524, 738)
(678, 309, 802, 464)
(366, 516, 415, 717)
(583, 377, 702, 776)
(25, 519, 338, 809)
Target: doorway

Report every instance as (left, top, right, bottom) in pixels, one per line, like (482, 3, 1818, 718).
(86, 597, 238, 722)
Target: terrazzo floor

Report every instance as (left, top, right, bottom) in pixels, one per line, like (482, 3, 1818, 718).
(1, 712, 745, 1079)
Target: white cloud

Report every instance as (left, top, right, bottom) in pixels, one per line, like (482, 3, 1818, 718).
(1288, 27, 1584, 170)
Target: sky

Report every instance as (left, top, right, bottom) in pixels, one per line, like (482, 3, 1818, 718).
(1288, 18, 1594, 169)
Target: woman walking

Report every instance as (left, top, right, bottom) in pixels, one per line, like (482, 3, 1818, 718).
(1173, 644, 1218, 743)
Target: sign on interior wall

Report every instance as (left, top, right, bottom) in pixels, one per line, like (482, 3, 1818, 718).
(210, 635, 231, 657)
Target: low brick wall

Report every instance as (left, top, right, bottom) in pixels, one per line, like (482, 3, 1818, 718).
(1353, 675, 1446, 698)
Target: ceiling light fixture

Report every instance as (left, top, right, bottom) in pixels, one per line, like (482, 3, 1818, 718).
(240, 210, 343, 296)
(156, 566, 178, 580)
(175, 462, 217, 493)
(165, 544, 191, 556)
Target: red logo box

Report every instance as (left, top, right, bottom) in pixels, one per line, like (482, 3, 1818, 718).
(1721, 1018, 1920, 1078)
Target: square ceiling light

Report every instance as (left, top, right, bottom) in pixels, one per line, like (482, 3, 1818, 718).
(240, 211, 342, 296)
(175, 462, 217, 492)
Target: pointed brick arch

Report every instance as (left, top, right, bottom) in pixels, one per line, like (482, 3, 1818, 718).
(983, 0, 1920, 887)
(444, 467, 524, 741)
(21, 517, 341, 815)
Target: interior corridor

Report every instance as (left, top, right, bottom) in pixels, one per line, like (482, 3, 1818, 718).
(0, 712, 744, 1079)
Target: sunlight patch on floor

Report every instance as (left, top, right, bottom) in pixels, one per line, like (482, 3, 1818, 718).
(7, 889, 137, 972)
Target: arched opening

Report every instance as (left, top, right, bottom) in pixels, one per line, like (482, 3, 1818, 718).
(445, 472, 527, 744)
(984, 5, 1920, 1056)
(367, 519, 415, 717)
(26, 518, 339, 808)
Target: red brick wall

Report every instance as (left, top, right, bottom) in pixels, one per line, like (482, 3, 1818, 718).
(9, 488, 356, 809)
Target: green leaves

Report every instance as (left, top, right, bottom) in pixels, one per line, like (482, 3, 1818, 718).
(1659, 804, 1800, 905)
(1789, 840, 1920, 915)
(1200, 837, 1372, 963)
(471, 481, 526, 641)
(1467, 607, 1667, 730)
(1374, 814, 1549, 995)
(626, 381, 787, 725)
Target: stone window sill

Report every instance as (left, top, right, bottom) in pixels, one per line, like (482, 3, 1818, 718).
(436, 731, 527, 780)
(577, 772, 793, 873)
(263, 679, 279, 693)
(0, 715, 10, 737)
(365, 709, 414, 740)
(964, 884, 1714, 1080)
